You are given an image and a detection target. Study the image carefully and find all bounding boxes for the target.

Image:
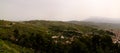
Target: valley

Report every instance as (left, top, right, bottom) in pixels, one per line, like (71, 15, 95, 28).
(0, 20, 120, 53)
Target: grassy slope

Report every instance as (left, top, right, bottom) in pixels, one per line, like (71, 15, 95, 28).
(0, 39, 34, 53)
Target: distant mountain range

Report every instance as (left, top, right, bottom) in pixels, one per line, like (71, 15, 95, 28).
(68, 17, 120, 30)
(83, 17, 120, 24)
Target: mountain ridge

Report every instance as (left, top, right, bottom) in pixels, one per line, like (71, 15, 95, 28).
(82, 17, 120, 24)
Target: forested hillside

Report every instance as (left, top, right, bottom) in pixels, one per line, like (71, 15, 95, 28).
(0, 20, 120, 53)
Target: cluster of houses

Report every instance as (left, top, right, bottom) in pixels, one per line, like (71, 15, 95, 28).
(51, 35, 77, 44)
(109, 29, 120, 43)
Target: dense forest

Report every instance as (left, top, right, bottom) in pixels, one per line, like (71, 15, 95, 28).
(0, 20, 120, 53)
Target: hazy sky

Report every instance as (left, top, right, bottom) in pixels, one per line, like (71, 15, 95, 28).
(0, 0, 120, 21)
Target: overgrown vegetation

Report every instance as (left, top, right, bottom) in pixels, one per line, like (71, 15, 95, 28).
(0, 20, 120, 53)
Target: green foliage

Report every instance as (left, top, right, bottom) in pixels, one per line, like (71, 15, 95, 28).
(0, 20, 119, 53)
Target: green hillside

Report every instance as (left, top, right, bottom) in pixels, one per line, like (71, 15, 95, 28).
(0, 20, 120, 53)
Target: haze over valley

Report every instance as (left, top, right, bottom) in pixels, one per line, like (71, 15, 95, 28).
(1, 0, 120, 53)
